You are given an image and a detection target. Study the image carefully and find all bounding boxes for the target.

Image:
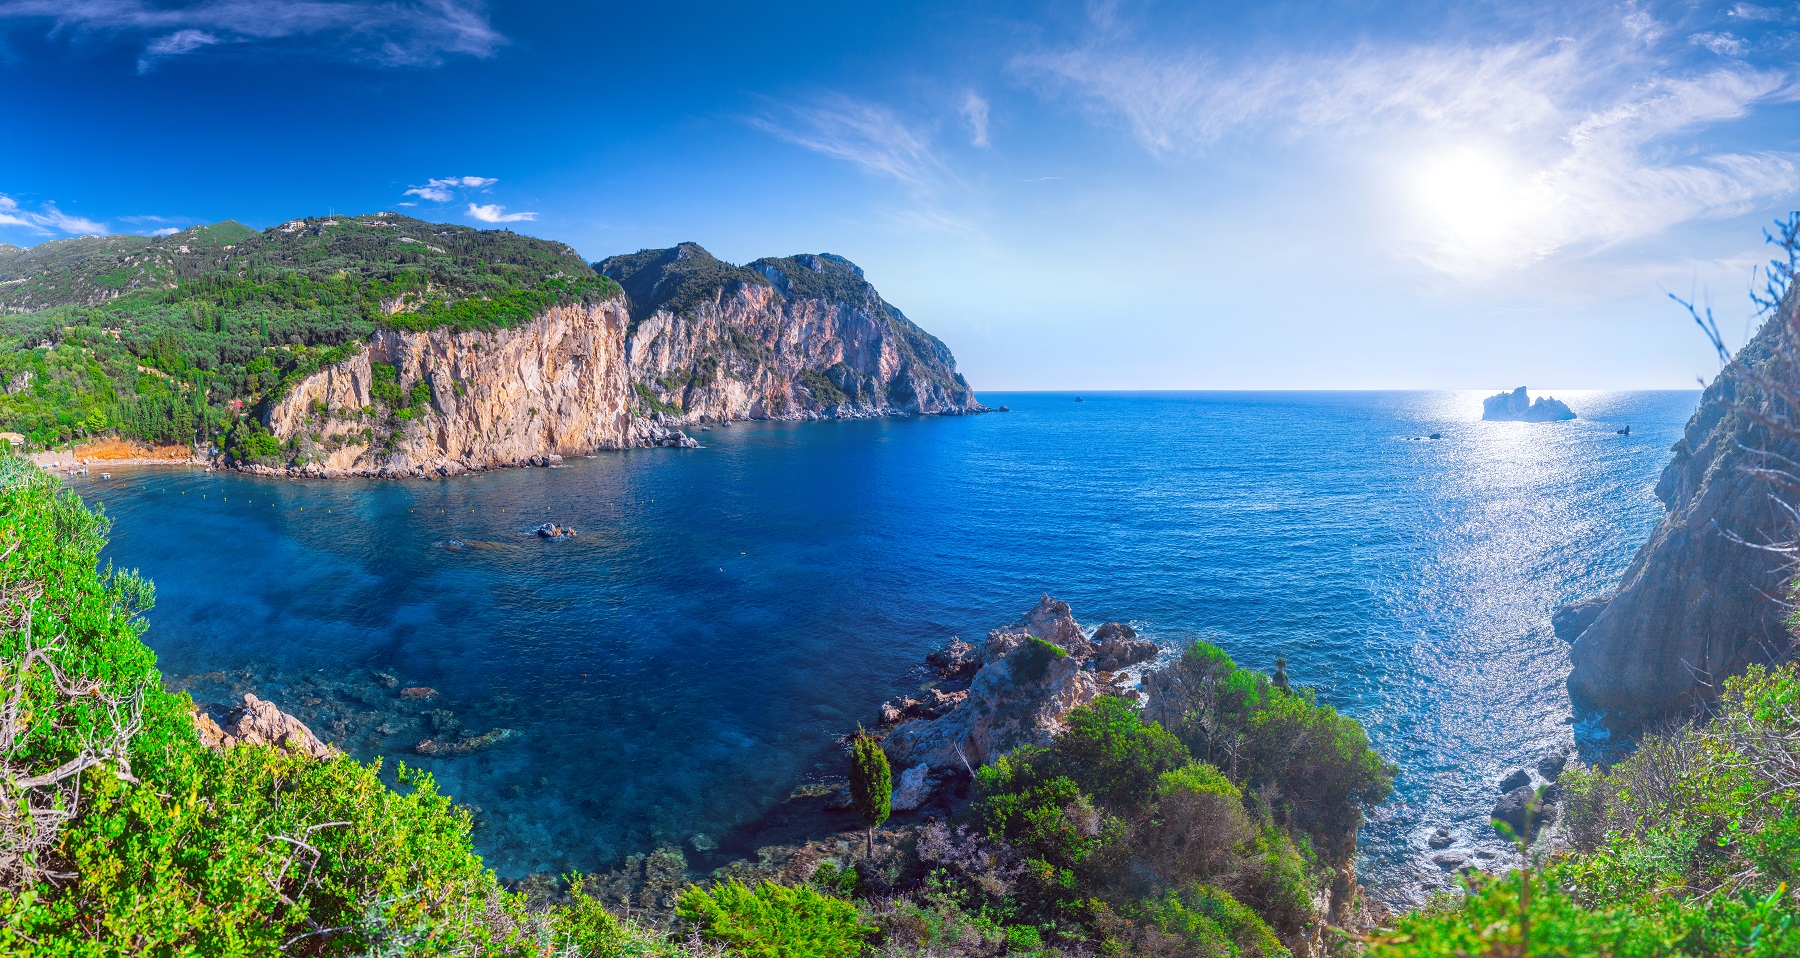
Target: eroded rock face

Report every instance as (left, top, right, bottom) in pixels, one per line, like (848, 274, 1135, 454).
(1567, 289, 1800, 726)
(258, 300, 693, 478)
(600, 245, 986, 423)
(194, 693, 338, 760)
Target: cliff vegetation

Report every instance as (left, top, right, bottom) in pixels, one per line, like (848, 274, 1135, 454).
(0, 215, 618, 449)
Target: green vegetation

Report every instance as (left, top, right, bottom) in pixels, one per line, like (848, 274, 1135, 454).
(0, 216, 618, 449)
(676, 880, 873, 958)
(849, 733, 893, 858)
(950, 691, 1363, 955)
(1371, 662, 1800, 958)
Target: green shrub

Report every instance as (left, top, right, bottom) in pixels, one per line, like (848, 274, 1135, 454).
(1148, 640, 1394, 859)
(676, 880, 872, 958)
(1143, 884, 1289, 958)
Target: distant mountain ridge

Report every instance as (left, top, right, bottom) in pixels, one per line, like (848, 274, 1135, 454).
(0, 216, 984, 475)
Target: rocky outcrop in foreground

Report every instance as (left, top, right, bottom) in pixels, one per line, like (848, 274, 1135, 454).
(193, 693, 338, 760)
(1565, 288, 1800, 726)
(1482, 387, 1575, 421)
(876, 596, 1158, 810)
(599, 244, 986, 423)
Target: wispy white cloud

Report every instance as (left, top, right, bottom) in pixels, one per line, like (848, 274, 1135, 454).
(0, 195, 106, 235)
(751, 94, 950, 192)
(962, 91, 991, 148)
(1727, 3, 1787, 22)
(148, 226, 181, 236)
(465, 202, 534, 223)
(1691, 31, 1748, 56)
(1016, 17, 1800, 278)
(403, 174, 497, 203)
(0, 0, 505, 72)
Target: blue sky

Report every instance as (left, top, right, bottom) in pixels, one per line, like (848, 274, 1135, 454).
(3, 0, 1799, 390)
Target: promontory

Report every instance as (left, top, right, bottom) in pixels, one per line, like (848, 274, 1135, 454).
(0, 216, 985, 477)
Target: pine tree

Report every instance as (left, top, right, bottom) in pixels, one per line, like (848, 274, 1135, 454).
(848, 731, 891, 859)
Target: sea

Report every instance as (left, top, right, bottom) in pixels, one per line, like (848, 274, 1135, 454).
(69, 390, 1700, 904)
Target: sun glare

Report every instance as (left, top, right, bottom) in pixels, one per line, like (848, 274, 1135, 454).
(1407, 146, 1546, 273)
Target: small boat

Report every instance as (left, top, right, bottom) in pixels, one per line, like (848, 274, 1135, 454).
(99, 472, 111, 479)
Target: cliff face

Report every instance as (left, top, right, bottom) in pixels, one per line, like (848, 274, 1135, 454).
(598, 244, 985, 422)
(258, 300, 692, 478)
(1566, 289, 1800, 725)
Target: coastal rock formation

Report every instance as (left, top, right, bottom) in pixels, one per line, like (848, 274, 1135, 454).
(193, 693, 338, 760)
(1566, 288, 1800, 725)
(598, 244, 986, 423)
(880, 596, 1148, 778)
(1482, 387, 1576, 422)
(258, 301, 695, 477)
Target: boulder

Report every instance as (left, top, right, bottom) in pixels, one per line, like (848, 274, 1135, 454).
(1431, 851, 1470, 871)
(1427, 827, 1452, 849)
(194, 693, 338, 760)
(1498, 769, 1532, 792)
(1552, 595, 1610, 643)
(1491, 785, 1548, 840)
(890, 763, 933, 812)
(1092, 621, 1158, 671)
(1536, 751, 1569, 781)
(925, 638, 981, 682)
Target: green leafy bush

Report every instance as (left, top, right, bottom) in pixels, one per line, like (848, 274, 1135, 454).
(1146, 640, 1394, 860)
(676, 880, 872, 958)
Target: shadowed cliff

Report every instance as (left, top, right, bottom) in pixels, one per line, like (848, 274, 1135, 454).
(1566, 283, 1800, 726)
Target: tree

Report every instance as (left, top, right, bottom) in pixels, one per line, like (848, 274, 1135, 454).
(848, 731, 890, 858)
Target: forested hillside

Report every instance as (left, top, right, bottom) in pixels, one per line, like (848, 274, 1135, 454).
(0, 215, 617, 447)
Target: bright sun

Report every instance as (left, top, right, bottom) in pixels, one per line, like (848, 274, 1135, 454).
(1408, 146, 1543, 272)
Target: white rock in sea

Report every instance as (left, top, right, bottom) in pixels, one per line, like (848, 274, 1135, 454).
(1481, 387, 1575, 422)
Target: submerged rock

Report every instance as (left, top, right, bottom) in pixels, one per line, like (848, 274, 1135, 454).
(415, 727, 519, 757)
(1481, 387, 1576, 422)
(400, 686, 439, 700)
(1427, 827, 1453, 849)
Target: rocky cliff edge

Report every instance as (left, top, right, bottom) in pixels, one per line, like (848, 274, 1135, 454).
(253, 300, 694, 478)
(1565, 286, 1800, 726)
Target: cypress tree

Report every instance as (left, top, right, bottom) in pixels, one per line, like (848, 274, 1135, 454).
(848, 731, 891, 859)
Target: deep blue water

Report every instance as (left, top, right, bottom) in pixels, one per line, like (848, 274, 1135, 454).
(71, 390, 1699, 902)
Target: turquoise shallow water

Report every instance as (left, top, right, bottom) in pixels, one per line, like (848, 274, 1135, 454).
(71, 390, 1698, 902)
